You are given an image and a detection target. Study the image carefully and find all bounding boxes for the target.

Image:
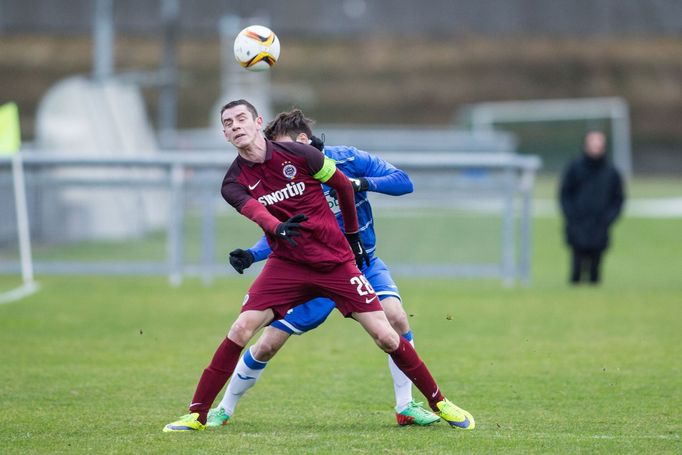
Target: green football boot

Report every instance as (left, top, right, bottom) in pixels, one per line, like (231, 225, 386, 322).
(206, 407, 231, 428)
(435, 398, 475, 430)
(395, 401, 441, 426)
(162, 412, 206, 432)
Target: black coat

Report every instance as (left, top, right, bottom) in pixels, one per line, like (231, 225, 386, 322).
(559, 154, 624, 251)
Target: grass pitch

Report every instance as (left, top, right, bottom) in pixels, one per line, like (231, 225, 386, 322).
(0, 215, 681, 454)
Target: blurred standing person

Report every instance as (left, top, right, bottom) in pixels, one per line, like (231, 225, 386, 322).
(559, 131, 625, 284)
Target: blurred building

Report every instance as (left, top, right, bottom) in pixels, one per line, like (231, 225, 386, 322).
(1, 0, 681, 37)
(1, 0, 681, 173)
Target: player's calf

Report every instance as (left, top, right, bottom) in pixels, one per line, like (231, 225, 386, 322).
(251, 326, 291, 361)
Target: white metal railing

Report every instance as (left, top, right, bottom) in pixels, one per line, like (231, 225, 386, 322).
(0, 151, 541, 285)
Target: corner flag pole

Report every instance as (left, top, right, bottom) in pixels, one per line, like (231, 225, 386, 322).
(0, 102, 38, 304)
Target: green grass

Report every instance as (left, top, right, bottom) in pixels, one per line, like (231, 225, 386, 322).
(1, 214, 681, 453)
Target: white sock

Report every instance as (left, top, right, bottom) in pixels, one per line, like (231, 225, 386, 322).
(218, 346, 268, 416)
(389, 333, 415, 412)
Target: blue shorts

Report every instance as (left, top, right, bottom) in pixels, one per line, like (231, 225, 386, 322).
(270, 256, 401, 335)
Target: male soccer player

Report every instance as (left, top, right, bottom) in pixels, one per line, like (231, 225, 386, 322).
(163, 99, 474, 432)
(207, 109, 439, 426)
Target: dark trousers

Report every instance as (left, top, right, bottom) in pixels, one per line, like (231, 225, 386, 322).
(570, 248, 603, 284)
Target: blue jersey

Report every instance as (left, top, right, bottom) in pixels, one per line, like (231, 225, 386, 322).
(248, 145, 413, 263)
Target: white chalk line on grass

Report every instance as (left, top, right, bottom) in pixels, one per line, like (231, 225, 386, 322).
(0, 282, 39, 305)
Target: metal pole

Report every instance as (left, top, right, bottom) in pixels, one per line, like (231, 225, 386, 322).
(158, 0, 180, 139)
(219, 16, 243, 101)
(168, 163, 184, 286)
(93, 0, 114, 79)
(519, 168, 535, 285)
(200, 180, 216, 286)
(471, 108, 494, 132)
(12, 154, 34, 285)
(501, 168, 517, 285)
(611, 100, 633, 178)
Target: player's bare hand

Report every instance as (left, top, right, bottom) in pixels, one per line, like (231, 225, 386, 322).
(275, 214, 308, 246)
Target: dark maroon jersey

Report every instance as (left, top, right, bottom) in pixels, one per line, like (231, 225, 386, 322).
(221, 140, 354, 269)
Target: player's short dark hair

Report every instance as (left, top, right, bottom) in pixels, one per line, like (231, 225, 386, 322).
(220, 99, 258, 120)
(264, 108, 315, 141)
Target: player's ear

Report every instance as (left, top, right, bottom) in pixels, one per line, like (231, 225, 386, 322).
(255, 116, 263, 128)
(296, 132, 308, 144)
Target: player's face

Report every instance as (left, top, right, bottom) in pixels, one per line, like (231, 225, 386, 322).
(222, 105, 263, 148)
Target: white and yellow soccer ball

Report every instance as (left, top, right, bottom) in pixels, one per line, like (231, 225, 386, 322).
(233, 25, 280, 72)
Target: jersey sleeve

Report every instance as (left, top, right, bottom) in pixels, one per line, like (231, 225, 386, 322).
(312, 156, 337, 183)
(221, 161, 280, 234)
(346, 147, 413, 195)
(220, 163, 251, 211)
(248, 235, 272, 262)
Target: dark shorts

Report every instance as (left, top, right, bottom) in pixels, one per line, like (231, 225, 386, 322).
(241, 256, 381, 319)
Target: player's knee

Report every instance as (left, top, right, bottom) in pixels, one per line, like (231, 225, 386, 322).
(374, 329, 400, 352)
(228, 320, 256, 345)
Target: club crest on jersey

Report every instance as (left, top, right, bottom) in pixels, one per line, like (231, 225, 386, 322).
(282, 162, 297, 180)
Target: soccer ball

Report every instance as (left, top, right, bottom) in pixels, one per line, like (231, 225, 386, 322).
(233, 25, 280, 72)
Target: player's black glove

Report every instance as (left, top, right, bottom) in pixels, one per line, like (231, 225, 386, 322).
(345, 232, 371, 269)
(349, 177, 369, 192)
(275, 213, 308, 246)
(229, 248, 254, 274)
(328, 177, 370, 200)
(309, 135, 325, 151)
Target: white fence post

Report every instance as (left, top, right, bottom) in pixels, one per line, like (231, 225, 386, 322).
(168, 163, 184, 286)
